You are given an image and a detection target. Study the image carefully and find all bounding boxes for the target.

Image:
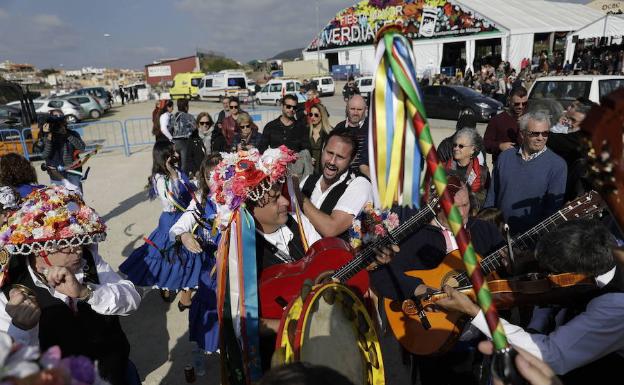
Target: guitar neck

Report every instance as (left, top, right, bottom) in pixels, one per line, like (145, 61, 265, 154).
(332, 199, 439, 282)
(479, 202, 587, 276)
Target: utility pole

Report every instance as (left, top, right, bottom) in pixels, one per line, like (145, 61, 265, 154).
(316, 0, 321, 74)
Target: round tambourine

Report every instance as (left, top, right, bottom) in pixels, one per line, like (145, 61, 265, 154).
(274, 282, 385, 385)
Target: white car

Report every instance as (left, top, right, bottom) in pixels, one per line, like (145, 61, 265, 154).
(256, 79, 302, 105)
(528, 75, 624, 107)
(355, 76, 374, 100)
(8, 99, 87, 123)
(311, 76, 335, 96)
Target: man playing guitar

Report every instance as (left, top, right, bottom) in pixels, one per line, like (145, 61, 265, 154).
(210, 146, 395, 376)
(437, 219, 624, 384)
(371, 176, 504, 384)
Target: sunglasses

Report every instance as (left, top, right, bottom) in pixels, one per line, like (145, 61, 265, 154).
(308, 112, 320, 118)
(513, 101, 528, 107)
(453, 143, 471, 149)
(199, 121, 211, 126)
(240, 124, 251, 129)
(284, 104, 297, 110)
(229, 105, 239, 110)
(526, 130, 549, 138)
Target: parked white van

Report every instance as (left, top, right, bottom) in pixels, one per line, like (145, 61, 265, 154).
(198, 70, 249, 101)
(311, 76, 335, 96)
(255, 79, 302, 105)
(355, 76, 374, 100)
(528, 75, 624, 107)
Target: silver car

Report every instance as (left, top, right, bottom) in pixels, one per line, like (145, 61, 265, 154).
(59, 94, 104, 119)
(11, 99, 87, 123)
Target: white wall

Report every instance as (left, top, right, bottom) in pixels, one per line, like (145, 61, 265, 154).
(508, 33, 535, 71)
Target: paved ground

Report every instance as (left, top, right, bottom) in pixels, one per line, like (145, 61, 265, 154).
(31, 95, 484, 384)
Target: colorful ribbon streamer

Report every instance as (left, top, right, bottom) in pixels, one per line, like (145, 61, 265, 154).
(369, 34, 421, 209)
(286, 176, 309, 252)
(371, 27, 509, 351)
(216, 208, 262, 384)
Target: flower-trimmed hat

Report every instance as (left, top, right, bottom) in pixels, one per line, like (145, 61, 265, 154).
(210, 145, 297, 228)
(0, 185, 107, 256)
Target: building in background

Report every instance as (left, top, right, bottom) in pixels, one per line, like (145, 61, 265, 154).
(144, 55, 200, 87)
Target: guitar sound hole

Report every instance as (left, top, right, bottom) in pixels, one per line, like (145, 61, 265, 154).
(441, 271, 463, 288)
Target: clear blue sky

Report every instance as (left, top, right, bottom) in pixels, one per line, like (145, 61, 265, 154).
(0, 0, 355, 70)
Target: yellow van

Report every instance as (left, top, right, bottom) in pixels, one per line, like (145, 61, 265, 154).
(169, 72, 205, 100)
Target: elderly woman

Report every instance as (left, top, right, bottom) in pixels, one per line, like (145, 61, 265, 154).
(445, 127, 490, 211)
(307, 102, 332, 174)
(232, 112, 261, 151)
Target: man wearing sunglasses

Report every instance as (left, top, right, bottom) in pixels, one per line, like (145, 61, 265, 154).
(258, 94, 309, 153)
(483, 86, 529, 163)
(484, 111, 567, 234)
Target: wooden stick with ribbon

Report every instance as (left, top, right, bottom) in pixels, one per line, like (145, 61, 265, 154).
(371, 26, 512, 361)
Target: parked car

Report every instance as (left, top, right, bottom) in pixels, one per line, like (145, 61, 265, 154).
(10, 99, 87, 123)
(311, 76, 335, 96)
(421, 85, 503, 122)
(68, 87, 111, 111)
(528, 75, 624, 108)
(59, 94, 104, 119)
(255, 79, 302, 105)
(354, 76, 374, 100)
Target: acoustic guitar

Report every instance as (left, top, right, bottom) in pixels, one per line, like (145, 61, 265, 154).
(384, 190, 605, 355)
(259, 196, 440, 319)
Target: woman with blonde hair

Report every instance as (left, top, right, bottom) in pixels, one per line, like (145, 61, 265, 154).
(307, 102, 332, 174)
(232, 112, 261, 151)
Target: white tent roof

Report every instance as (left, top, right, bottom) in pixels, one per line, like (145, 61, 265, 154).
(457, 0, 605, 34)
(571, 14, 624, 39)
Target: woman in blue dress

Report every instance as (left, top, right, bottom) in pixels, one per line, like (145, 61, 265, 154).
(120, 141, 203, 308)
(170, 154, 222, 353)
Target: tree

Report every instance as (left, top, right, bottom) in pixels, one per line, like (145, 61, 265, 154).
(39, 68, 59, 77)
(199, 55, 241, 73)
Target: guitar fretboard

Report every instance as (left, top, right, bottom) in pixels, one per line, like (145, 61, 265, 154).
(332, 198, 440, 282)
(457, 193, 601, 286)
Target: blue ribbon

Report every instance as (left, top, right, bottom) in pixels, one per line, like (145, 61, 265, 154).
(240, 207, 262, 380)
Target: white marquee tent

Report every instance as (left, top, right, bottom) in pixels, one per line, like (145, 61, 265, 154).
(303, 0, 607, 75)
(565, 14, 624, 63)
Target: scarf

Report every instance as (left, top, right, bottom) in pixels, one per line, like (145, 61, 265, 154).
(445, 157, 482, 193)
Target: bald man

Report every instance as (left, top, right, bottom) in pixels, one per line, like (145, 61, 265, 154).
(333, 94, 370, 176)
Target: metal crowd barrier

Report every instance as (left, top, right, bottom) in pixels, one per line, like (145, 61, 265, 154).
(8, 112, 284, 160)
(123, 117, 154, 155)
(69, 120, 128, 156)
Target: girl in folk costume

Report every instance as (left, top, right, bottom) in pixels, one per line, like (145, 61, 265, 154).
(169, 154, 222, 353)
(120, 141, 202, 309)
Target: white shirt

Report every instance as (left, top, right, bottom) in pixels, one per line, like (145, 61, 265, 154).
(154, 172, 192, 212)
(159, 111, 172, 141)
(260, 214, 321, 262)
(470, 267, 624, 374)
(0, 244, 141, 347)
(169, 199, 200, 240)
(301, 172, 374, 217)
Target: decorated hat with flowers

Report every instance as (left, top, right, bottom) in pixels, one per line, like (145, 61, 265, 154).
(0, 185, 107, 256)
(210, 145, 297, 228)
